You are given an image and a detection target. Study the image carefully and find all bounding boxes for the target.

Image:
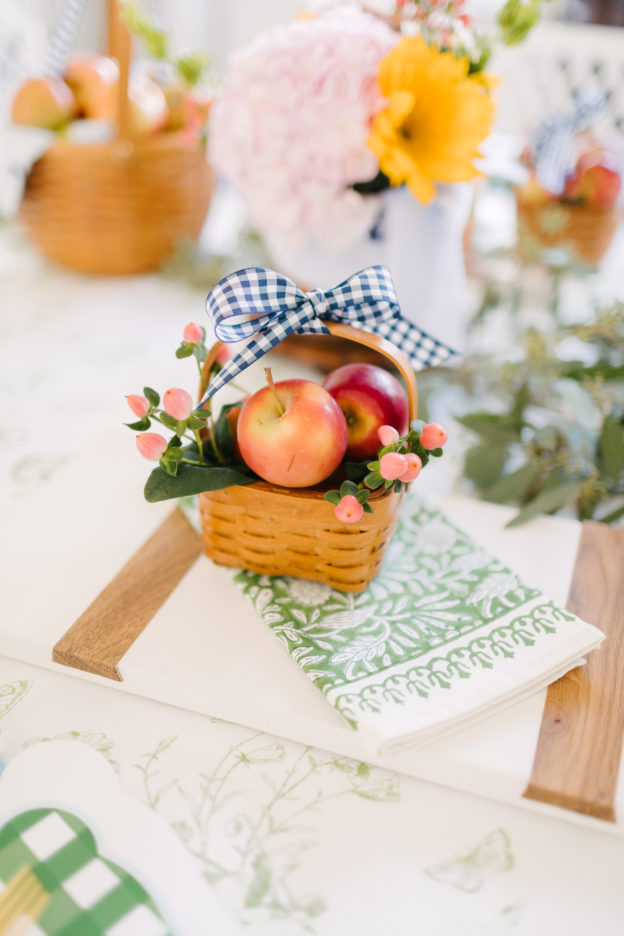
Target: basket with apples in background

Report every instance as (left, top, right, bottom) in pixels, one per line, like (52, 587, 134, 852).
(10, 0, 214, 274)
(125, 266, 451, 593)
(514, 102, 622, 269)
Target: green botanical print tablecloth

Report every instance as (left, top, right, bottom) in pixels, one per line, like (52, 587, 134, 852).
(236, 494, 603, 754)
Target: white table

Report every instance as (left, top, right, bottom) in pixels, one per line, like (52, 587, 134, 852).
(1, 227, 624, 934)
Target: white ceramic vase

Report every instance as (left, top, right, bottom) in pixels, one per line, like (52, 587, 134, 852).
(265, 183, 473, 352)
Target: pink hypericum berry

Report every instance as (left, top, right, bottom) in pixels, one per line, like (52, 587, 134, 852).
(420, 423, 448, 450)
(215, 343, 233, 365)
(400, 452, 422, 482)
(379, 452, 408, 481)
(136, 432, 168, 461)
(183, 322, 203, 343)
(335, 494, 364, 523)
(163, 388, 193, 421)
(126, 394, 150, 418)
(378, 424, 400, 446)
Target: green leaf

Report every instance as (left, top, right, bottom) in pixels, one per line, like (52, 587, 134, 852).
(175, 343, 194, 359)
(355, 489, 370, 504)
(176, 421, 187, 437)
(158, 456, 178, 477)
(324, 490, 341, 506)
(144, 464, 256, 503)
(486, 461, 542, 504)
(597, 416, 624, 485)
(170, 436, 183, 448)
(125, 417, 150, 432)
(362, 502, 373, 514)
(214, 407, 233, 459)
(166, 446, 185, 461)
(364, 472, 384, 490)
(506, 480, 585, 528)
(187, 416, 206, 430)
(464, 442, 507, 491)
(339, 480, 360, 497)
(143, 387, 159, 407)
(346, 461, 369, 483)
(456, 412, 524, 443)
(176, 51, 210, 87)
(192, 344, 207, 363)
(430, 447, 443, 458)
(159, 412, 178, 431)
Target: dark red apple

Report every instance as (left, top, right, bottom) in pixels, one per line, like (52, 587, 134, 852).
(322, 363, 409, 460)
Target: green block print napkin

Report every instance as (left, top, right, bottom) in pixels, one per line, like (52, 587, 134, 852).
(235, 494, 604, 755)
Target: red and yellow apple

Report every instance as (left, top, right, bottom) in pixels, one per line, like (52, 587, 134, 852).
(564, 148, 622, 208)
(237, 375, 348, 487)
(322, 364, 409, 461)
(64, 54, 119, 120)
(127, 74, 169, 136)
(11, 76, 75, 130)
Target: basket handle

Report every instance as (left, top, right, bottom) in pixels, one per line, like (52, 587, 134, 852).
(106, 0, 132, 141)
(200, 321, 418, 422)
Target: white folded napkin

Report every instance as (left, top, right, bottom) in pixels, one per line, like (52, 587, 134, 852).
(235, 492, 604, 756)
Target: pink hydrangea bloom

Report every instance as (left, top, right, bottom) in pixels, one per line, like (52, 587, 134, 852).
(210, 7, 395, 250)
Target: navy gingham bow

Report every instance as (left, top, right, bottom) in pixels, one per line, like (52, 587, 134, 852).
(198, 266, 456, 407)
(533, 94, 606, 195)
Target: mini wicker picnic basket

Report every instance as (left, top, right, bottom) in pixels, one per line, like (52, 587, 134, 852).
(19, 0, 213, 275)
(197, 321, 418, 594)
(515, 187, 620, 268)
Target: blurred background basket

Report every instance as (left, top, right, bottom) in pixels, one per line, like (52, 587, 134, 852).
(197, 321, 419, 593)
(18, 0, 213, 275)
(515, 186, 620, 267)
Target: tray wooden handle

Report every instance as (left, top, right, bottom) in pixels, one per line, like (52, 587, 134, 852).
(201, 321, 418, 422)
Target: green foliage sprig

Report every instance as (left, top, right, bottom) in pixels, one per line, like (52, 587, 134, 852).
(120, 0, 211, 87)
(454, 302, 624, 526)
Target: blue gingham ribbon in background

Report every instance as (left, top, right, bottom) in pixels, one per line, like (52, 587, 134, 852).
(533, 93, 607, 195)
(198, 266, 456, 407)
(44, 0, 87, 78)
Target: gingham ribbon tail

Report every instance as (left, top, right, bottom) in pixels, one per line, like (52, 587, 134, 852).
(534, 93, 606, 195)
(198, 266, 456, 406)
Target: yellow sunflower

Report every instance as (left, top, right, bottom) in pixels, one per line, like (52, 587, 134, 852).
(368, 35, 496, 204)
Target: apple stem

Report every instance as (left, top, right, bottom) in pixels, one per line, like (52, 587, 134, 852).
(264, 367, 285, 416)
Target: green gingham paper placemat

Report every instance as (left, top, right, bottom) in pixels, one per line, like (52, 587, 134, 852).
(232, 494, 603, 754)
(0, 808, 169, 935)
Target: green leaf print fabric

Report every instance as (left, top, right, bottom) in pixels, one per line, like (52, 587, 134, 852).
(236, 494, 603, 754)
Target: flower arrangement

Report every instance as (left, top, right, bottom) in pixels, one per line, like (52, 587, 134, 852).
(209, 1, 542, 252)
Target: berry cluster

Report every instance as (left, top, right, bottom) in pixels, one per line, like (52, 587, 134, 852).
(324, 421, 448, 523)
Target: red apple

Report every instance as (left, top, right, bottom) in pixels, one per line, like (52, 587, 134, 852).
(564, 148, 622, 208)
(64, 54, 119, 120)
(11, 76, 75, 130)
(127, 74, 168, 136)
(322, 364, 409, 461)
(237, 375, 348, 487)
